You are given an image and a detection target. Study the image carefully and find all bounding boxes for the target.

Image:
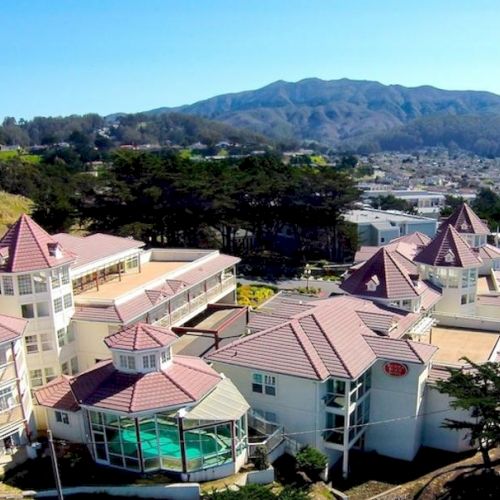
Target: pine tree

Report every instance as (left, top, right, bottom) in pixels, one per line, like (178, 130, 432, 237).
(436, 357, 500, 467)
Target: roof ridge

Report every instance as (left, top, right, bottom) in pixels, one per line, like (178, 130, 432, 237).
(309, 311, 353, 378)
(405, 338, 424, 362)
(173, 356, 220, 378)
(290, 319, 328, 380)
(160, 366, 197, 401)
(129, 373, 142, 411)
(384, 248, 419, 297)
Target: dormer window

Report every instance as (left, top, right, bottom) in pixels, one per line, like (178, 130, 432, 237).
(48, 242, 62, 259)
(366, 275, 380, 292)
(444, 250, 455, 264)
(460, 222, 470, 231)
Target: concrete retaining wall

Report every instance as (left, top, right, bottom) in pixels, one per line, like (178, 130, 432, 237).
(35, 484, 200, 500)
(246, 466, 275, 485)
(434, 313, 500, 332)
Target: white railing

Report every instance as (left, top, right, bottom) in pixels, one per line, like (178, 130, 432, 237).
(154, 314, 171, 328)
(189, 293, 207, 311)
(206, 284, 223, 300)
(221, 276, 236, 291)
(170, 303, 190, 324)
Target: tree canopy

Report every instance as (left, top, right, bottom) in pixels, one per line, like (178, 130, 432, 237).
(436, 358, 500, 467)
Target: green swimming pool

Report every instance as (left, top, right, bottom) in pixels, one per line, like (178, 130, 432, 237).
(111, 422, 227, 460)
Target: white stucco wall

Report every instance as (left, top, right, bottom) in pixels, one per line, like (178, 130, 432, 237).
(211, 362, 323, 450)
(43, 408, 86, 443)
(422, 387, 473, 453)
(365, 360, 428, 461)
(73, 320, 114, 370)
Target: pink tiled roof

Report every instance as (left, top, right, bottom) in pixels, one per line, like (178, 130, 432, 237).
(414, 224, 482, 268)
(390, 232, 432, 247)
(34, 376, 80, 412)
(0, 214, 74, 272)
(53, 233, 144, 269)
(70, 356, 220, 413)
(476, 244, 500, 261)
(179, 254, 240, 284)
(476, 294, 500, 306)
(208, 295, 430, 381)
(104, 323, 178, 351)
(445, 203, 490, 236)
(0, 314, 28, 344)
(419, 281, 442, 311)
(364, 336, 437, 364)
(427, 364, 452, 384)
(341, 247, 420, 300)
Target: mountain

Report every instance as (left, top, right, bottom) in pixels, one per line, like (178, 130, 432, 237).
(146, 78, 500, 148)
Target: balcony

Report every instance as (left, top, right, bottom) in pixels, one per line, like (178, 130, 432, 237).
(0, 364, 17, 385)
(189, 293, 207, 312)
(0, 406, 23, 428)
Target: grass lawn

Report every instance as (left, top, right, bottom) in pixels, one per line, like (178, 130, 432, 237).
(0, 191, 33, 235)
(0, 150, 41, 163)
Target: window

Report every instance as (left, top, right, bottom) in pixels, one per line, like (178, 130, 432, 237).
(21, 304, 35, 319)
(53, 297, 63, 313)
(2, 276, 14, 295)
(0, 386, 15, 411)
(40, 333, 53, 351)
(25, 335, 38, 354)
(0, 348, 7, 366)
(119, 355, 136, 370)
(44, 367, 56, 382)
(61, 267, 70, 285)
(61, 362, 69, 375)
(252, 373, 276, 396)
(126, 256, 139, 270)
(461, 294, 468, 305)
(63, 293, 73, 309)
(36, 302, 50, 317)
(33, 273, 47, 293)
(67, 325, 75, 343)
(143, 354, 156, 369)
(55, 411, 70, 425)
(57, 328, 66, 347)
(51, 270, 60, 289)
(17, 275, 32, 295)
(30, 369, 43, 387)
(254, 408, 277, 423)
(468, 293, 476, 304)
(70, 357, 79, 375)
(160, 349, 171, 364)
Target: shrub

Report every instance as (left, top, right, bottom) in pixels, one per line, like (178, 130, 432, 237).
(295, 446, 327, 480)
(252, 445, 270, 471)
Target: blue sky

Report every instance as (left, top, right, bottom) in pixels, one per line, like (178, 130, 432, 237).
(1, 0, 500, 119)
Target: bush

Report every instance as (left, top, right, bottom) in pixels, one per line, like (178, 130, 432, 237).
(204, 484, 309, 500)
(237, 284, 276, 307)
(295, 446, 328, 480)
(252, 445, 270, 471)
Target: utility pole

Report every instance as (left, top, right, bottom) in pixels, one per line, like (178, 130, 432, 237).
(47, 429, 64, 500)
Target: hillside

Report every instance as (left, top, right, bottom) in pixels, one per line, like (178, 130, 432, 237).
(0, 112, 269, 148)
(0, 191, 33, 236)
(148, 78, 500, 149)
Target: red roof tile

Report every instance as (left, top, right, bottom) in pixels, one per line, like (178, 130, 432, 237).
(179, 254, 240, 284)
(34, 376, 80, 412)
(445, 203, 490, 236)
(414, 224, 482, 268)
(53, 233, 144, 269)
(209, 295, 428, 381)
(341, 247, 420, 300)
(104, 323, 178, 351)
(0, 314, 27, 344)
(70, 356, 220, 413)
(391, 232, 432, 246)
(476, 244, 500, 261)
(365, 336, 437, 364)
(0, 214, 74, 272)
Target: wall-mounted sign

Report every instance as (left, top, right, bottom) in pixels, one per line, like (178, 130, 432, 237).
(383, 362, 409, 377)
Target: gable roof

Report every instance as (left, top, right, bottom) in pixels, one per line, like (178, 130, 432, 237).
(0, 314, 28, 344)
(414, 224, 482, 268)
(341, 247, 420, 300)
(104, 323, 178, 351)
(445, 203, 490, 236)
(208, 295, 431, 381)
(70, 356, 221, 413)
(390, 232, 432, 246)
(0, 214, 74, 272)
(52, 233, 144, 269)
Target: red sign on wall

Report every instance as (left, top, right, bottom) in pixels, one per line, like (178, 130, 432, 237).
(383, 362, 409, 377)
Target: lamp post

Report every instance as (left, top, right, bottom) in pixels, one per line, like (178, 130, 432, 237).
(304, 264, 312, 293)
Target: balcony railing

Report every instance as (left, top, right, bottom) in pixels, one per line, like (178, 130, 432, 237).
(170, 303, 190, 324)
(189, 293, 207, 311)
(0, 405, 23, 427)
